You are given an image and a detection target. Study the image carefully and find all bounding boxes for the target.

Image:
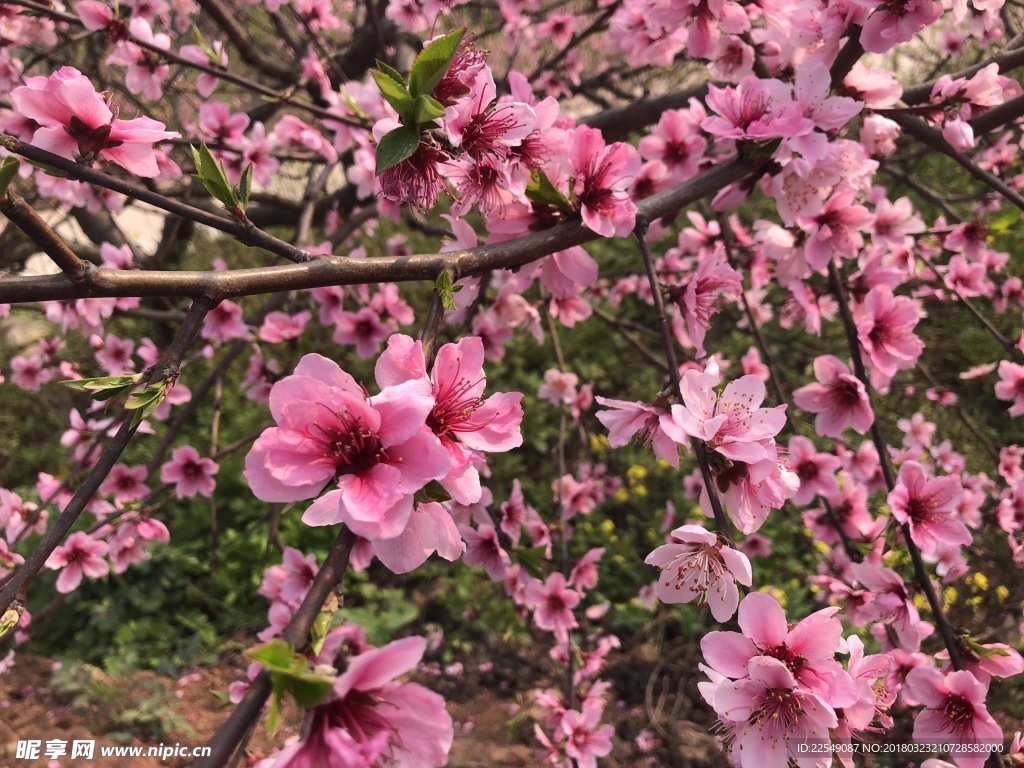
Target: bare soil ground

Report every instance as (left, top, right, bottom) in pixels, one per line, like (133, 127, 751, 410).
(0, 638, 726, 768)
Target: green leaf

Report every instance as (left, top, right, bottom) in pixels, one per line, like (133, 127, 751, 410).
(371, 69, 415, 122)
(414, 94, 446, 125)
(25, 158, 68, 178)
(288, 676, 334, 708)
(989, 207, 1021, 236)
(191, 142, 236, 209)
(511, 546, 548, 579)
(266, 678, 285, 735)
(0, 607, 21, 641)
(126, 383, 168, 427)
(374, 60, 406, 85)
(525, 169, 569, 209)
(62, 374, 142, 393)
(375, 126, 420, 175)
(246, 639, 335, 716)
(0, 156, 19, 196)
(247, 638, 296, 672)
(408, 28, 466, 98)
(237, 164, 252, 209)
(433, 270, 462, 311)
(415, 479, 452, 504)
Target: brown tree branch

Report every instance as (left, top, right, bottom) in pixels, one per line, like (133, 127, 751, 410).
(0, 194, 89, 282)
(0, 158, 753, 305)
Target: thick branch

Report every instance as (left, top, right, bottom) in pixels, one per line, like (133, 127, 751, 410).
(0, 159, 753, 305)
(581, 84, 711, 142)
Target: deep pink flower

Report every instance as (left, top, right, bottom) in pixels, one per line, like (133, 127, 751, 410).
(100, 463, 149, 502)
(260, 637, 453, 768)
(849, 562, 922, 650)
(568, 125, 641, 237)
(10, 66, 177, 177)
(333, 307, 395, 359)
(45, 531, 109, 593)
(792, 355, 873, 438)
(799, 190, 873, 272)
(524, 572, 581, 641)
(160, 446, 219, 499)
(854, 285, 924, 384)
(244, 354, 449, 540)
(461, 523, 510, 579)
(787, 437, 841, 506)
(443, 69, 536, 160)
(888, 461, 970, 555)
(375, 335, 523, 504)
(645, 524, 751, 621)
(670, 248, 742, 356)
(905, 668, 1002, 768)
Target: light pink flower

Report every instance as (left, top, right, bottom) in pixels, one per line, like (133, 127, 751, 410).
(538, 368, 579, 406)
(560, 702, 614, 768)
(712, 656, 838, 768)
(646, 524, 751, 621)
(258, 311, 311, 344)
(888, 461, 970, 555)
(702, 76, 813, 141)
(669, 370, 787, 464)
(995, 360, 1024, 416)
(702, 591, 851, 699)
(595, 394, 685, 467)
(244, 354, 449, 540)
(45, 531, 109, 593)
(371, 501, 466, 574)
(858, 0, 943, 54)
(160, 446, 219, 499)
(10, 66, 177, 177)
(905, 668, 1002, 768)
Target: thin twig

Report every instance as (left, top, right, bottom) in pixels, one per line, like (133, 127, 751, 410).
(826, 261, 964, 670)
(634, 215, 732, 541)
(193, 526, 357, 768)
